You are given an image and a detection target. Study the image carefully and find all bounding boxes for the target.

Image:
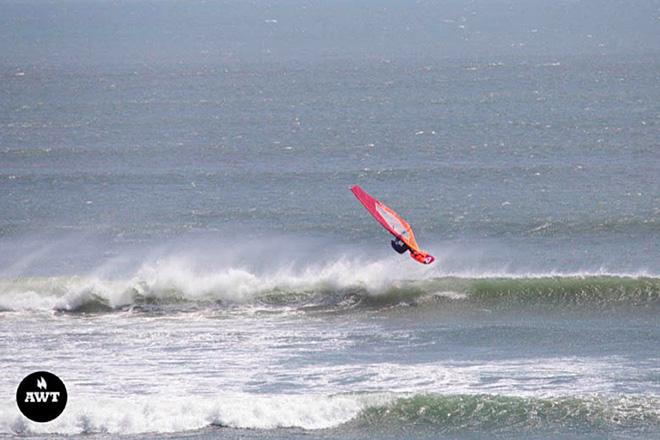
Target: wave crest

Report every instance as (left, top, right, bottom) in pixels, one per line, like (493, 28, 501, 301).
(2, 393, 656, 435)
(0, 257, 658, 313)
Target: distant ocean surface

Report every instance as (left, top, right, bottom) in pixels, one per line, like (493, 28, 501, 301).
(1, 0, 659, 439)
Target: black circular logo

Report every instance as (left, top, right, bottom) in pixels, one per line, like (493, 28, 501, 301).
(16, 371, 68, 422)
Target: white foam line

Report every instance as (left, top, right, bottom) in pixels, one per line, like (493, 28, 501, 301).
(0, 393, 388, 435)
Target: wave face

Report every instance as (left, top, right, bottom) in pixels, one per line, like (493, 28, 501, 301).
(353, 394, 659, 434)
(0, 257, 658, 314)
(1, 393, 657, 436)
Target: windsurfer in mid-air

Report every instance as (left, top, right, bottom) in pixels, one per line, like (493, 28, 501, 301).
(351, 185, 435, 265)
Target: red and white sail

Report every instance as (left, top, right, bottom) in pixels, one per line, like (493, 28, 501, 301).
(351, 185, 435, 264)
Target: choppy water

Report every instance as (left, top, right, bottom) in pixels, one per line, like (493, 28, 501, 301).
(1, 0, 659, 439)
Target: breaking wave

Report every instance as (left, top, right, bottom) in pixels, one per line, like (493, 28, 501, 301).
(2, 393, 657, 435)
(0, 257, 658, 313)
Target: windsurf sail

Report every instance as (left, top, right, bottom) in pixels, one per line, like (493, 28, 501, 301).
(351, 185, 435, 264)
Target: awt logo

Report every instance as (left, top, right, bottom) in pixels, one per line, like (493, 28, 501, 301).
(16, 371, 68, 422)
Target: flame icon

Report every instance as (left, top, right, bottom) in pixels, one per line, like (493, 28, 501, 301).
(36, 376, 47, 390)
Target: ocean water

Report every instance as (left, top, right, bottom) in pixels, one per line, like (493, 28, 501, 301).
(1, 1, 659, 439)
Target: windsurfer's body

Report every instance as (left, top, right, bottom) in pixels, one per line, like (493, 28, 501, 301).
(390, 238, 409, 254)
